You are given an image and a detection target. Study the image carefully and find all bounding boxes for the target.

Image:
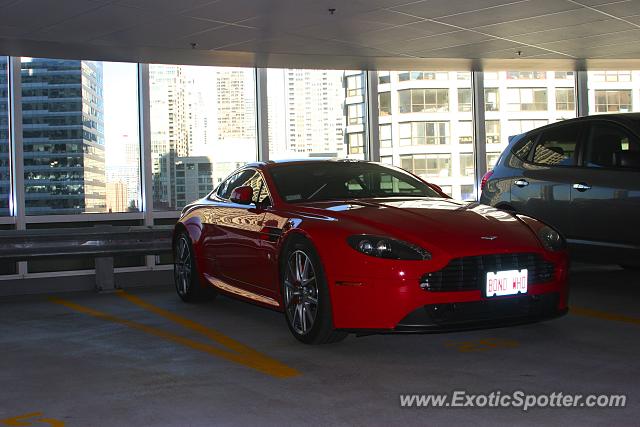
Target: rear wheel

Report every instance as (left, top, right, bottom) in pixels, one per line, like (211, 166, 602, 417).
(282, 240, 347, 344)
(174, 233, 216, 303)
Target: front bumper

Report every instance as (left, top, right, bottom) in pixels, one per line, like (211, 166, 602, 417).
(394, 292, 566, 333)
(339, 293, 567, 334)
(327, 250, 569, 330)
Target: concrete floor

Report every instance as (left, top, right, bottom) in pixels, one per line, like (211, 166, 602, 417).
(1, 264, 638, 426)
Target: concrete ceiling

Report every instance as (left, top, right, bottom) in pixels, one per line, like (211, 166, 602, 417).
(1, 0, 640, 69)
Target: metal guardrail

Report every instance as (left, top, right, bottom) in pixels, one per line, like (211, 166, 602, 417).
(0, 225, 174, 292)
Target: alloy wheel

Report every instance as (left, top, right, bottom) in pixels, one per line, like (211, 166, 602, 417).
(283, 250, 319, 335)
(175, 236, 192, 296)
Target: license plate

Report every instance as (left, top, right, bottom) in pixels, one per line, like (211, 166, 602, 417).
(485, 269, 528, 298)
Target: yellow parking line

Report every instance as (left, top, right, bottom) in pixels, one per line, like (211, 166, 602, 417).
(117, 291, 259, 356)
(1, 412, 64, 427)
(50, 298, 300, 379)
(571, 306, 640, 326)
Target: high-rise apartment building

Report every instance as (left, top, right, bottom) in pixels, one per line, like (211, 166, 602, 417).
(268, 69, 348, 158)
(587, 70, 640, 114)
(216, 69, 255, 141)
(21, 58, 106, 214)
(150, 66, 258, 209)
(373, 70, 577, 200)
(149, 64, 190, 210)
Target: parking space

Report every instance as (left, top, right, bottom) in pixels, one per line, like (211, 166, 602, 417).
(1, 264, 638, 426)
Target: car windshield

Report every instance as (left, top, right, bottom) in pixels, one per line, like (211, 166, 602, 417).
(269, 162, 442, 203)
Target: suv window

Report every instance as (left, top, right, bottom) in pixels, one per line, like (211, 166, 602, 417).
(585, 121, 640, 169)
(511, 136, 536, 161)
(532, 124, 581, 166)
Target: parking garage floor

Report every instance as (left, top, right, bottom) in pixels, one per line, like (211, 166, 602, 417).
(1, 264, 638, 426)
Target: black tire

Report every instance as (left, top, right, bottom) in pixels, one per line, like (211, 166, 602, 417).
(174, 232, 216, 303)
(281, 239, 347, 345)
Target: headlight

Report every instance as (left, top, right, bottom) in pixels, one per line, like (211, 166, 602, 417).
(537, 225, 565, 251)
(347, 235, 431, 260)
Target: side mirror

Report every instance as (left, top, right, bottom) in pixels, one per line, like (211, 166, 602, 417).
(230, 186, 253, 205)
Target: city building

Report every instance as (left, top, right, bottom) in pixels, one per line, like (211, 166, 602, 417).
(158, 155, 214, 208)
(21, 58, 106, 214)
(216, 69, 255, 141)
(0, 58, 8, 216)
(105, 132, 140, 211)
(150, 66, 259, 209)
(105, 181, 129, 213)
(268, 69, 349, 158)
(372, 70, 577, 200)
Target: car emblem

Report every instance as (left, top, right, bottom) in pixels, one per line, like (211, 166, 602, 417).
(481, 235, 498, 240)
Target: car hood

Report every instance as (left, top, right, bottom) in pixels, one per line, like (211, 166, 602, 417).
(295, 198, 541, 256)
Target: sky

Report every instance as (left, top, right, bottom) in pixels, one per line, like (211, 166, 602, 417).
(102, 62, 139, 166)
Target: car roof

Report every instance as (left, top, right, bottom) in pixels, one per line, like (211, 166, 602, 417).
(245, 158, 373, 169)
(524, 113, 640, 134)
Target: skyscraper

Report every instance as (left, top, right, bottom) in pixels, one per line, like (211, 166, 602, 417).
(268, 69, 347, 158)
(0, 58, 9, 216)
(149, 64, 190, 210)
(149, 65, 261, 209)
(216, 69, 256, 141)
(21, 58, 106, 215)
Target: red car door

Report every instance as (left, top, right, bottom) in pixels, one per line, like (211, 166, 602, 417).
(204, 169, 275, 296)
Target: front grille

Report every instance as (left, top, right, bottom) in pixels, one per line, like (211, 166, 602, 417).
(420, 253, 555, 292)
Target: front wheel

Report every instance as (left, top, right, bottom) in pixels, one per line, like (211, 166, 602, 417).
(174, 232, 216, 303)
(282, 240, 347, 344)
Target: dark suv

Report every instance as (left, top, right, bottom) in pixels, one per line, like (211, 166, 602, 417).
(480, 114, 640, 267)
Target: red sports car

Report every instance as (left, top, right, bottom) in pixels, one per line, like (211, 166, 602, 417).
(173, 160, 569, 344)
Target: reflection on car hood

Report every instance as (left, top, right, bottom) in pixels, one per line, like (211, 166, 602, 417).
(296, 198, 540, 254)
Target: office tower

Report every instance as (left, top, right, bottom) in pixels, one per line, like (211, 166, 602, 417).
(0, 58, 8, 216)
(268, 69, 347, 158)
(149, 64, 190, 209)
(21, 58, 106, 214)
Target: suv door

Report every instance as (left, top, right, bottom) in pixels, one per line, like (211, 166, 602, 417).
(567, 120, 640, 262)
(511, 121, 585, 235)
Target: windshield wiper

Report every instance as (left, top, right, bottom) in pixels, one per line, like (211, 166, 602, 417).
(307, 183, 328, 200)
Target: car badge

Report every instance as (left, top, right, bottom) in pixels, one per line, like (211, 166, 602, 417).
(481, 235, 498, 240)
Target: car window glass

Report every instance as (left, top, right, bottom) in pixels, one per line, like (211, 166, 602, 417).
(532, 125, 580, 166)
(246, 173, 272, 205)
(270, 163, 440, 203)
(585, 122, 640, 169)
(217, 170, 256, 200)
(512, 136, 535, 161)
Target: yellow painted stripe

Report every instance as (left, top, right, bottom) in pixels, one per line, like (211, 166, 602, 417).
(116, 291, 292, 368)
(571, 306, 640, 326)
(50, 298, 299, 378)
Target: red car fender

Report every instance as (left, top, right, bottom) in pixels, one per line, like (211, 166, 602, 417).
(174, 214, 208, 286)
(276, 224, 343, 319)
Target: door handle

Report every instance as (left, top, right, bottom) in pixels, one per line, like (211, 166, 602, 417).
(573, 182, 591, 192)
(514, 179, 529, 187)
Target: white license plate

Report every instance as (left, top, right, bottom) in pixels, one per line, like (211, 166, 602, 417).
(485, 269, 528, 297)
